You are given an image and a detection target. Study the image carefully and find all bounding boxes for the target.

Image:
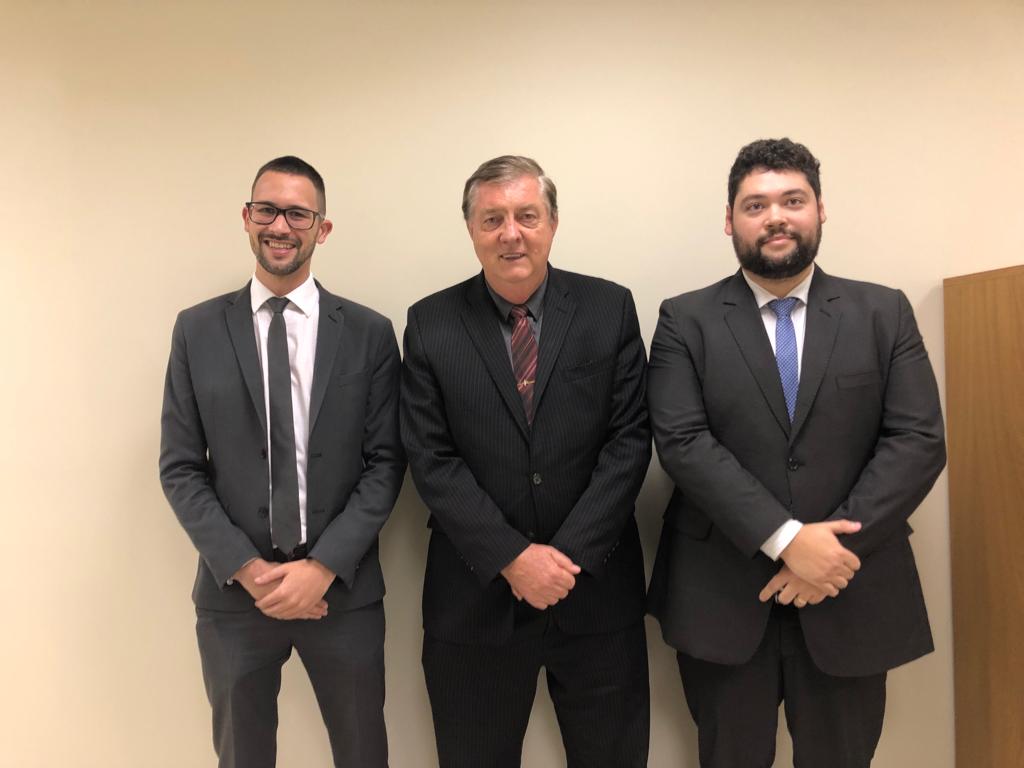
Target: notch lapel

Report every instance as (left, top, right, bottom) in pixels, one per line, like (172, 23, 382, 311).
(460, 276, 531, 439)
(309, 284, 343, 434)
(791, 270, 841, 441)
(722, 273, 792, 437)
(226, 282, 267, 434)
(532, 270, 575, 416)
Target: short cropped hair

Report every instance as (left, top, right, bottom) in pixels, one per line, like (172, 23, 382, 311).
(462, 155, 558, 220)
(727, 138, 821, 207)
(252, 155, 327, 212)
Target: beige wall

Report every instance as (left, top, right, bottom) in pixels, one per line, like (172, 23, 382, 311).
(3, 0, 1021, 765)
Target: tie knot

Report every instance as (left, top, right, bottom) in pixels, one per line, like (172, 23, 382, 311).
(768, 297, 799, 319)
(266, 297, 290, 315)
(509, 304, 529, 323)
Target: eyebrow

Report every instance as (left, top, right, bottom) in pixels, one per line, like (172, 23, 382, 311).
(740, 189, 809, 203)
(252, 200, 316, 210)
(479, 204, 542, 215)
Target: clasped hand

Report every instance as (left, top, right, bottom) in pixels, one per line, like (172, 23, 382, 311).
(232, 558, 335, 620)
(761, 519, 862, 608)
(501, 543, 581, 610)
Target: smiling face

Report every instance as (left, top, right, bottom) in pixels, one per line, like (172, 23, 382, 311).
(243, 170, 332, 294)
(466, 175, 557, 304)
(725, 167, 826, 283)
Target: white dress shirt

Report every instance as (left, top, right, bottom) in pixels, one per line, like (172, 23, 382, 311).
(741, 266, 815, 561)
(250, 273, 320, 545)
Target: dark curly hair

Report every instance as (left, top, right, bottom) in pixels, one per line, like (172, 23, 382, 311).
(727, 138, 821, 207)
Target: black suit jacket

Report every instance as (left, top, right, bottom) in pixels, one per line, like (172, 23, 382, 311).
(646, 268, 946, 677)
(401, 267, 651, 645)
(160, 281, 405, 612)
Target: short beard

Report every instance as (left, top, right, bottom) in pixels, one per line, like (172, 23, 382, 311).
(253, 238, 312, 277)
(257, 251, 307, 276)
(734, 225, 821, 280)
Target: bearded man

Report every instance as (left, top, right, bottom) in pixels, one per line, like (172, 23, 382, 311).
(646, 138, 946, 768)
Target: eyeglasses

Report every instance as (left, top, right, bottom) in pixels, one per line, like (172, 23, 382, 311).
(245, 202, 322, 230)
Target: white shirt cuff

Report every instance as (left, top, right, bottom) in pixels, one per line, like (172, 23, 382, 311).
(761, 520, 804, 561)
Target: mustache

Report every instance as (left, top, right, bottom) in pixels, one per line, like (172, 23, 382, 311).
(757, 229, 800, 247)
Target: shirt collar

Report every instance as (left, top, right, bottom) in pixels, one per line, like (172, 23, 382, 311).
(742, 264, 815, 309)
(485, 272, 549, 323)
(250, 272, 319, 317)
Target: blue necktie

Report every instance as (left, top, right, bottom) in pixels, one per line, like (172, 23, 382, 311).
(769, 297, 799, 422)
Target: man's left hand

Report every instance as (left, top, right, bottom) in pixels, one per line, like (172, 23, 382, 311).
(254, 559, 336, 620)
(759, 564, 831, 608)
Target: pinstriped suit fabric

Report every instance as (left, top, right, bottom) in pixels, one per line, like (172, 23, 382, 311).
(401, 266, 652, 765)
(401, 267, 652, 645)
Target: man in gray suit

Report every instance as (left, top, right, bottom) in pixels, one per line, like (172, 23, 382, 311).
(646, 138, 946, 767)
(160, 156, 404, 768)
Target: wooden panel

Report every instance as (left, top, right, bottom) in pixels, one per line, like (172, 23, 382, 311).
(944, 265, 1024, 768)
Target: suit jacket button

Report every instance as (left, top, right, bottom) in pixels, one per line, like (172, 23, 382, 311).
(258, 506, 269, 518)
(527, 530, 536, 541)
(788, 458, 800, 471)
(531, 472, 542, 485)
(259, 448, 267, 459)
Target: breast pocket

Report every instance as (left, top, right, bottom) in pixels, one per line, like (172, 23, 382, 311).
(336, 369, 368, 387)
(836, 369, 882, 389)
(560, 355, 616, 382)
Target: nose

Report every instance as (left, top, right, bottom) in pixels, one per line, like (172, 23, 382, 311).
(499, 218, 522, 243)
(265, 211, 292, 233)
(765, 203, 786, 228)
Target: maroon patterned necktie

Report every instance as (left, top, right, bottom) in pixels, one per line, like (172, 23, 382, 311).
(509, 305, 538, 424)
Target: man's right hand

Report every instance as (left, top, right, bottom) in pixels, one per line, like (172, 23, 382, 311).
(759, 564, 832, 607)
(501, 544, 581, 610)
(780, 519, 862, 592)
(232, 559, 328, 620)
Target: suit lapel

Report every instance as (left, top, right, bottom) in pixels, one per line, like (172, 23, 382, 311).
(722, 272, 792, 437)
(460, 275, 531, 439)
(226, 282, 267, 434)
(791, 269, 841, 441)
(533, 268, 575, 416)
(309, 283, 343, 434)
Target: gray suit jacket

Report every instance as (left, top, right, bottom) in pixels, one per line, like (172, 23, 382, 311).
(646, 268, 946, 677)
(160, 281, 405, 612)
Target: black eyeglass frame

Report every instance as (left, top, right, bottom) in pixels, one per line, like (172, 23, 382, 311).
(244, 201, 323, 230)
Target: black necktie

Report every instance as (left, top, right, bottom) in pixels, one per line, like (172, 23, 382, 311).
(510, 305, 538, 424)
(266, 297, 300, 555)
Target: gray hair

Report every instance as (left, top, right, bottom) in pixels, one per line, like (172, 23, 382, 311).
(461, 155, 558, 220)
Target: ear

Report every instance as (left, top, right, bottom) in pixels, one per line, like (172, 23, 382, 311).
(316, 218, 334, 244)
(817, 197, 827, 224)
(724, 204, 734, 236)
(549, 213, 558, 235)
(242, 205, 251, 230)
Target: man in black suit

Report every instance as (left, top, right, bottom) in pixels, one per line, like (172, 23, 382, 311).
(160, 156, 404, 768)
(646, 138, 946, 767)
(401, 155, 651, 768)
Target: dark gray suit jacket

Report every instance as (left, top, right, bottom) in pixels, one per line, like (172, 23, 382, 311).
(401, 267, 651, 645)
(646, 268, 946, 677)
(160, 281, 405, 612)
